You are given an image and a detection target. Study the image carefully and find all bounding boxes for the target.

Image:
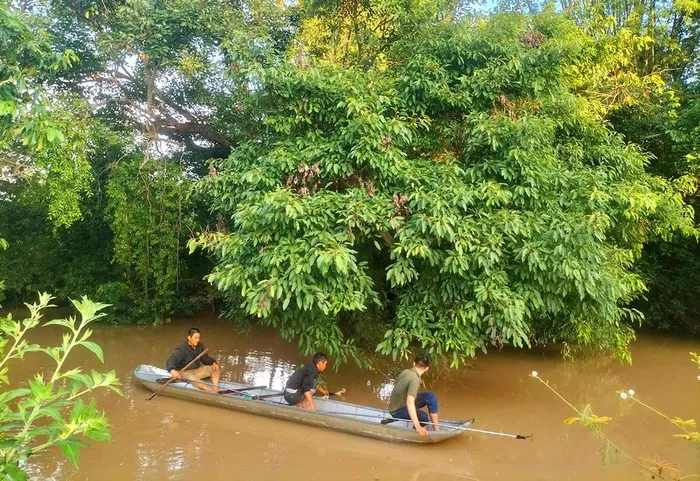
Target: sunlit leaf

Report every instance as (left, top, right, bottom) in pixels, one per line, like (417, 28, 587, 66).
(43, 318, 72, 329)
(81, 341, 104, 362)
(670, 417, 696, 429)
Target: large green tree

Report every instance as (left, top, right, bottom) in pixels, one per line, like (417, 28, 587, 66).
(3, 0, 699, 347)
(46, 0, 297, 159)
(557, 0, 700, 336)
(194, 11, 695, 365)
(1, 0, 294, 319)
(1, 3, 96, 228)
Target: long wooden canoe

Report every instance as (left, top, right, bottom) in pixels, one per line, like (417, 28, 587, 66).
(134, 364, 471, 444)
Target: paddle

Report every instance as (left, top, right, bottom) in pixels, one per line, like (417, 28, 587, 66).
(255, 392, 287, 399)
(341, 413, 533, 440)
(218, 386, 268, 395)
(156, 377, 268, 396)
(449, 424, 532, 440)
(324, 388, 346, 398)
(396, 418, 532, 440)
(256, 388, 345, 401)
(147, 348, 210, 401)
(156, 376, 273, 397)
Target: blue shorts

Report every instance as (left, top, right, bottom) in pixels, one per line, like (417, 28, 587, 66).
(390, 392, 439, 424)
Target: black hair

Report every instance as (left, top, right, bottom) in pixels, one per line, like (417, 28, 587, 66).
(313, 352, 328, 364)
(187, 327, 201, 336)
(414, 353, 430, 367)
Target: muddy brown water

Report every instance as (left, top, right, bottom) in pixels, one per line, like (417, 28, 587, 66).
(4, 313, 699, 481)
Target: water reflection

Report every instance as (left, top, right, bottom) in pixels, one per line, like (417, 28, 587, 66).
(374, 380, 395, 401)
(237, 353, 296, 390)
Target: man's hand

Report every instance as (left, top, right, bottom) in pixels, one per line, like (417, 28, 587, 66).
(406, 395, 426, 436)
(170, 369, 180, 380)
(212, 362, 220, 372)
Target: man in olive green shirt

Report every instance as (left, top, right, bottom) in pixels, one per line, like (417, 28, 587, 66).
(388, 354, 439, 436)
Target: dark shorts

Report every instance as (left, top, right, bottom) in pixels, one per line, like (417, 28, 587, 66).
(284, 390, 304, 405)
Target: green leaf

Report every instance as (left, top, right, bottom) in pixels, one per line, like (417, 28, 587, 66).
(43, 318, 72, 329)
(41, 405, 66, 421)
(66, 372, 92, 387)
(599, 441, 618, 467)
(81, 341, 104, 362)
(60, 440, 82, 468)
(70, 297, 110, 324)
(28, 376, 52, 401)
(3, 462, 27, 481)
(0, 388, 31, 404)
(0, 423, 24, 433)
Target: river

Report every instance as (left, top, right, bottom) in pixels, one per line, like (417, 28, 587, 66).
(6, 313, 699, 481)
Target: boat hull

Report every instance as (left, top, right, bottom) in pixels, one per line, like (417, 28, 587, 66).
(135, 365, 469, 444)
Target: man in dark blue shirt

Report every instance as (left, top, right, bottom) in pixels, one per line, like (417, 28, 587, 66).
(166, 327, 220, 392)
(284, 352, 335, 410)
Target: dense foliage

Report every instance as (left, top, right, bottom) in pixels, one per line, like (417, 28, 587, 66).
(193, 11, 695, 365)
(1, 0, 699, 355)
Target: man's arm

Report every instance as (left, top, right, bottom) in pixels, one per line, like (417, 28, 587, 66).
(199, 345, 217, 366)
(406, 395, 428, 436)
(166, 348, 183, 379)
(304, 390, 316, 410)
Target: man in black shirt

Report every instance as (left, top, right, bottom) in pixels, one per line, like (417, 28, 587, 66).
(284, 352, 334, 410)
(166, 327, 221, 392)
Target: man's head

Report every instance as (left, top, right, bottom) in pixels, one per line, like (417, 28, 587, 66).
(313, 352, 329, 372)
(187, 327, 202, 347)
(413, 353, 430, 375)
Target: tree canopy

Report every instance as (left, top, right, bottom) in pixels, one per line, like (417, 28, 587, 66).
(1, 0, 699, 360)
(193, 10, 696, 365)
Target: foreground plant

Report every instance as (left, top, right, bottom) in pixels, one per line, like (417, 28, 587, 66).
(0, 293, 122, 481)
(617, 354, 700, 446)
(530, 370, 697, 480)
